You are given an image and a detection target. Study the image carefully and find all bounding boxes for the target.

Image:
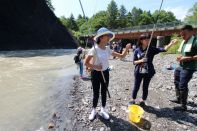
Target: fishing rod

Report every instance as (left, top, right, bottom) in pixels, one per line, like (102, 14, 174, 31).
(144, 0, 164, 58)
(78, 0, 90, 56)
(78, 0, 111, 98)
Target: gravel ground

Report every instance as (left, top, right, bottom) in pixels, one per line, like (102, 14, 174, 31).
(68, 53, 197, 131)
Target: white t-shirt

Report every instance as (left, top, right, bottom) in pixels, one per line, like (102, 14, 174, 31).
(88, 45, 113, 71)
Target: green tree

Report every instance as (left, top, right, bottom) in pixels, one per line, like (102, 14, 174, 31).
(72, 30, 82, 44)
(79, 11, 108, 34)
(128, 7, 143, 26)
(117, 5, 128, 28)
(106, 0, 118, 28)
(59, 16, 69, 27)
(139, 11, 153, 25)
(45, 0, 54, 11)
(59, 14, 78, 31)
(185, 2, 197, 24)
(68, 14, 78, 31)
(76, 14, 87, 29)
(152, 10, 177, 23)
(126, 12, 133, 27)
(119, 5, 127, 17)
(90, 11, 108, 30)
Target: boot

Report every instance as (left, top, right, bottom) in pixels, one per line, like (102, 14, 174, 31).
(170, 88, 180, 104)
(174, 89, 188, 111)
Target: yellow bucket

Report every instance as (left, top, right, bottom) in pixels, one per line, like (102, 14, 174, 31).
(128, 105, 144, 123)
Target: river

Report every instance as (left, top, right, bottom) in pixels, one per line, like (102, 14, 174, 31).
(0, 49, 78, 131)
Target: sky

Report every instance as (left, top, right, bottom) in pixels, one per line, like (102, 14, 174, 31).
(51, 0, 196, 21)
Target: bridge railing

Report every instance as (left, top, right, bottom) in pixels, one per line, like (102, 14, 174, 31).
(111, 21, 183, 34)
(82, 22, 197, 37)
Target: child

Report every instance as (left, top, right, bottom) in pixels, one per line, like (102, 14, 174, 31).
(74, 47, 84, 78)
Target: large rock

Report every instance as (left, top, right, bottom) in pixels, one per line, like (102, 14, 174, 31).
(0, 0, 77, 51)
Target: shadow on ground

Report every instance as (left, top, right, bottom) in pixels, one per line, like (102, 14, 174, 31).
(144, 105, 197, 126)
(97, 114, 151, 131)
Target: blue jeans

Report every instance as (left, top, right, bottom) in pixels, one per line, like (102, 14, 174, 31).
(174, 67, 195, 91)
(79, 61, 83, 77)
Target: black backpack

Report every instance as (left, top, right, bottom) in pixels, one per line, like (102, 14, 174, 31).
(74, 55, 80, 64)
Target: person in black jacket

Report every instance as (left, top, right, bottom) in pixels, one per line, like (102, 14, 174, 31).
(129, 33, 178, 107)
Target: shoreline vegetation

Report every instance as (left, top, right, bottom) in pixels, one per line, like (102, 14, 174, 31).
(69, 53, 197, 131)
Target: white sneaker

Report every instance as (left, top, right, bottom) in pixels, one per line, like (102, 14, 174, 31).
(89, 109, 96, 121)
(100, 107, 110, 120)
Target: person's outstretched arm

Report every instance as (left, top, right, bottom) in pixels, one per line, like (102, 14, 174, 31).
(112, 43, 131, 58)
(164, 39, 178, 51)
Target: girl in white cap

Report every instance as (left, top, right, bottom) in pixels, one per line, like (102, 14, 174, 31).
(85, 27, 131, 120)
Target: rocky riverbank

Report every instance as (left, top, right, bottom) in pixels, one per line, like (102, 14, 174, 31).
(69, 53, 197, 131)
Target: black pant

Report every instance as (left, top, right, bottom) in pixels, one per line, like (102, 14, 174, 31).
(132, 73, 152, 100)
(91, 69, 109, 108)
(174, 67, 194, 91)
